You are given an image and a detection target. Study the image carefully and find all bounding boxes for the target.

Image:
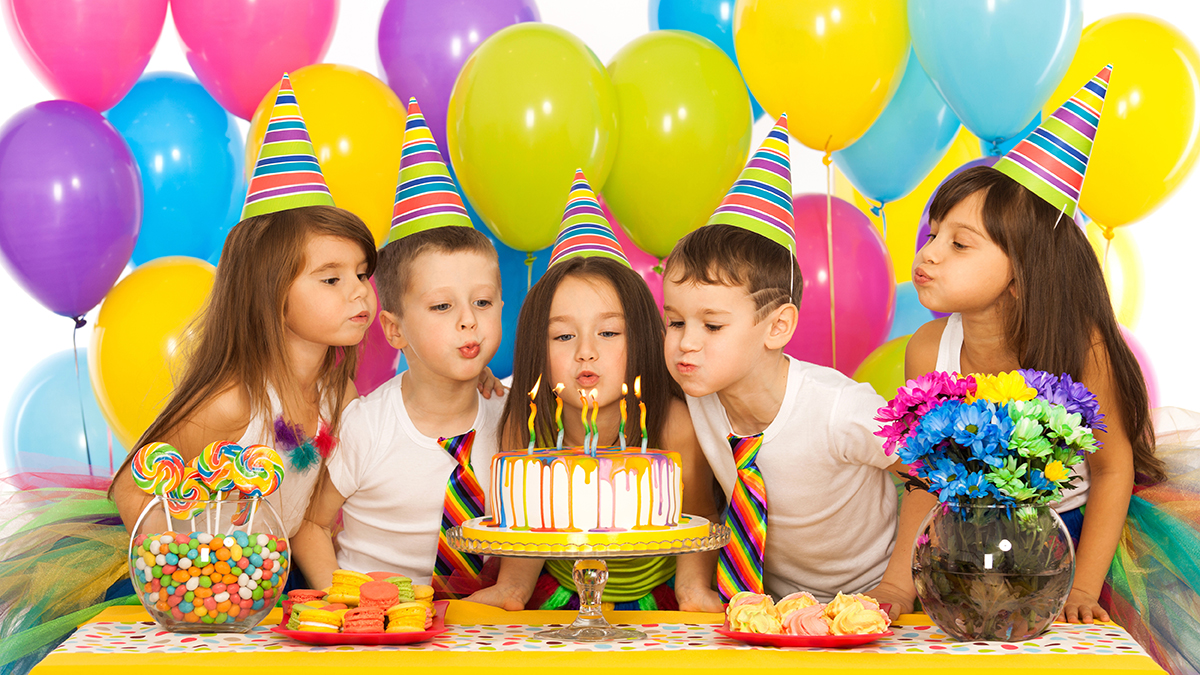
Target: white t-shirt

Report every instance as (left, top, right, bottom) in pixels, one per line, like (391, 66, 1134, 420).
(935, 313, 1090, 512)
(688, 356, 898, 602)
(326, 374, 507, 582)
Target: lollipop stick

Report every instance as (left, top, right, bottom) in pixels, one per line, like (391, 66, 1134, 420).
(162, 499, 171, 530)
(214, 493, 223, 533)
(246, 500, 258, 535)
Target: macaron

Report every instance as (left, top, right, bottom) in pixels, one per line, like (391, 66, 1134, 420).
(359, 581, 400, 611)
(385, 575, 415, 603)
(343, 606, 385, 634)
(412, 584, 434, 609)
(367, 571, 394, 582)
(287, 601, 329, 630)
(327, 569, 373, 606)
(387, 601, 432, 630)
(296, 609, 341, 633)
(283, 589, 329, 624)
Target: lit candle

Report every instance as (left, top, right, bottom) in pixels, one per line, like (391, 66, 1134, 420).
(554, 383, 565, 451)
(528, 375, 541, 452)
(589, 388, 600, 456)
(619, 383, 628, 452)
(635, 376, 647, 452)
(579, 389, 590, 451)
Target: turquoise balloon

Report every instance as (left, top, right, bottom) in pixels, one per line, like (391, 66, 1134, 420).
(833, 49, 961, 206)
(107, 72, 245, 266)
(3, 350, 128, 476)
(886, 281, 935, 342)
(909, 0, 1082, 144)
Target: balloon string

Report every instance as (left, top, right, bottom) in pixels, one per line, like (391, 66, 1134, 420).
(525, 252, 535, 291)
(72, 316, 94, 477)
(823, 150, 837, 371)
(1102, 227, 1114, 278)
(880, 205, 888, 240)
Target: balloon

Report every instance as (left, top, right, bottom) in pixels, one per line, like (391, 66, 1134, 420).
(1121, 326, 1158, 409)
(2, 349, 128, 476)
(887, 282, 935, 342)
(648, 0, 764, 119)
(835, 127, 982, 282)
(913, 156, 1001, 257)
(246, 64, 408, 247)
(603, 30, 752, 258)
(1045, 15, 1200, 229)
(355, 279, 401, 397)
(172, 0, 337, 120)
(106, 72, 245, 266)
(733, 0, 910, 152)
(447, 23, 618, 252)
(852, 335, 911, 401)
(606, 202, 665, 311)
(1085, 221, 1143, 329)
(377, 0, 540, 158)
(3, 0, 167, 111)
(785, 195, 895, 376)
(0, 101, 141, 319)
(908, 0, 1081, 144)
(90, 257, 216, 449)
(833, 49, 962, 206)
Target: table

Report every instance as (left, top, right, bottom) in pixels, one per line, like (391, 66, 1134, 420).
(32, 601, 1165, 674)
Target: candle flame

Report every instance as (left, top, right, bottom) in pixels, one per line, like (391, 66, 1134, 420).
(622, 383, 629, 396)
(634, 375, 642, 398)
(554, 382, 565, 395)
(530, 374, 542, 399)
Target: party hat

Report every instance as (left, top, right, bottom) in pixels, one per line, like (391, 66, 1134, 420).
(995, 65, 1111, 220)
(242, 74, 335, 220)
(547, 169, 630, 268)
(385, 97, 473, 245)
(706, 114, 794, 254)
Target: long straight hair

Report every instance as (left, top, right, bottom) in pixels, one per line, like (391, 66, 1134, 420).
(500, 256, 684, 450)
(109, 206, 377, 495)
(929, 166, 1164, 482)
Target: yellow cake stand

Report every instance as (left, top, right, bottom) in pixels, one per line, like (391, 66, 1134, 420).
(448, 516, 730, 642)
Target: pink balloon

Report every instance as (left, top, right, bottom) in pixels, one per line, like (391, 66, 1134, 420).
(172, 0, 338, 120)
(354, 279, 400, 397)
(785, 195, 896, 376)
(602, 199, 665, 310)
(1120, 326, 1159, 409)
(3, 0, 168, 111)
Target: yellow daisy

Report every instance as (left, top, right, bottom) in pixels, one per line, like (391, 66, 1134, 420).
(1044, 460, 1069, 482)
(969, 371, 1038, 404)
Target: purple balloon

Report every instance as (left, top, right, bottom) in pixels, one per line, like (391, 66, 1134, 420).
(377, 0, 540, 158)
(0, 101, 141, 318)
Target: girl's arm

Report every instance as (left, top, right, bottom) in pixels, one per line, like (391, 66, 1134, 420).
(292, 469, 348, 591)
(112, 385, 251, 531)
(1065, 342, 1134, 623)
(667, 398, 724, 613)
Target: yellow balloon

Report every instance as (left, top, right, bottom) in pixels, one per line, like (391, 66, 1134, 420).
(603, 31, 752, 259)
(246, 64, 407, 247)
(734, 0, 910, 152)
(838, 127, 982, 281)
(853, 335, 911, 401)
(1044, 15, 1200, 228)
(1085, 223, 1143, 328)
(89, 257, 216, 449)
(448, 24, 618, 252)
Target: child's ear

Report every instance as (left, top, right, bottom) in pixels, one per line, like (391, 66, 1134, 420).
(379, 310, 408, 350)
(763, 302, 799, 350)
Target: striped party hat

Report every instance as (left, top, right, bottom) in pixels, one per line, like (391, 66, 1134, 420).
(707, 114, 794, 255)
(386, 98, 473, 245)
(547, 169, 630, 268)
(242, 74, 335, 220)
(995, 65, 1111, 220)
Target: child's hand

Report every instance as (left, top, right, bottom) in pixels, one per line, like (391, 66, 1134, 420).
(464, 583, 528, 611)
(477, 367, 506, 399)
(675, 585, 724, 613)
(1058, 587, 1109, 624)
(864, 581, 914, 621)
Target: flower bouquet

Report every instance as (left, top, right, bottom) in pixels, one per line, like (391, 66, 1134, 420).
(875, 370, 1104, 641)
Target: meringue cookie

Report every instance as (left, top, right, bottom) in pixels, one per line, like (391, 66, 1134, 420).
(775, 591, 819, 616)
(781, 604, 830, 636)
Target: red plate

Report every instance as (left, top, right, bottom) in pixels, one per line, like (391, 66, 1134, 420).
(714, 626, 892, 648)
(271, 600, 449, 645)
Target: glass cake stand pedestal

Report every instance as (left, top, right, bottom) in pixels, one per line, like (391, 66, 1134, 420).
(447, 516, 729, 642)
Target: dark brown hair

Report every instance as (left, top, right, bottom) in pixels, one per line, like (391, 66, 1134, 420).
(374, 226, 497, 315)
(500, 256, 684, 449)
(929, 166, 1163, 482)
(663, 224, 802, 321)
(110, 205, 378, 496)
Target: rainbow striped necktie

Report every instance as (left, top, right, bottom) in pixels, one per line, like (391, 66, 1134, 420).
(435, 430, 485, 581)
(717, 433, 767, 601)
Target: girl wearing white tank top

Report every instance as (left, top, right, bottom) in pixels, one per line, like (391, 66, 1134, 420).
(890, 166, 1164, 628)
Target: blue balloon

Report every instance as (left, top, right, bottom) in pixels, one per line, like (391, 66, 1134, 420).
(833, 49, 961, 206)
(3, 349, 128, 476)
(649, 0, 764, 120)
(981, 112, 1041, 157)
(107, 72, 245, 266)
(908, 0, 1081, 144)
(887, 281, 936, 342)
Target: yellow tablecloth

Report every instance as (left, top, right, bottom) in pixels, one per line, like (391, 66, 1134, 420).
(31, 602, 1165, 674)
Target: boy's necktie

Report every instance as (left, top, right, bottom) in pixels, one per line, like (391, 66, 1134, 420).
(435, 430, 485, 581)
(717, 433, 767, 601)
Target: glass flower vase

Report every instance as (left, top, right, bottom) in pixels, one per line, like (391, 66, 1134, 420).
(128, 495, 290, 632)
(912, 503, 1074, 642)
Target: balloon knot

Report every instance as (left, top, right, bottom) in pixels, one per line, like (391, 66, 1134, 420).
(1102, 227, 1115, 241)
(524, 252, 535, 266)
(73, 316, 87, 329)
(822, 151, 833, 167)
(870, 205, 883, 217)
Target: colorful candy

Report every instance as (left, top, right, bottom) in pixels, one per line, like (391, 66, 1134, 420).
(193, 440, 240, 494)
(236, 445, 284, 497)
(131, 442, 186, 496)
(167, 467, 211, 520)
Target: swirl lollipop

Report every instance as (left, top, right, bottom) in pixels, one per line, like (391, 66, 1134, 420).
(131, 442, 185, 526)
(167, 466, 211, 532)
(236, 444, 285, 533)
(194, 440, 242, 530)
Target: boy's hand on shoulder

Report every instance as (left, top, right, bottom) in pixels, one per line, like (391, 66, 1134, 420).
(675, 585, 724, 613)
(464, 582, 529, 611)
(477, 367, 506, 399)
(864, 581, 914, 621)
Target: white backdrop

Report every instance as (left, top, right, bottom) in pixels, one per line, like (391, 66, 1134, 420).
(1, 0, 1198, 472)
